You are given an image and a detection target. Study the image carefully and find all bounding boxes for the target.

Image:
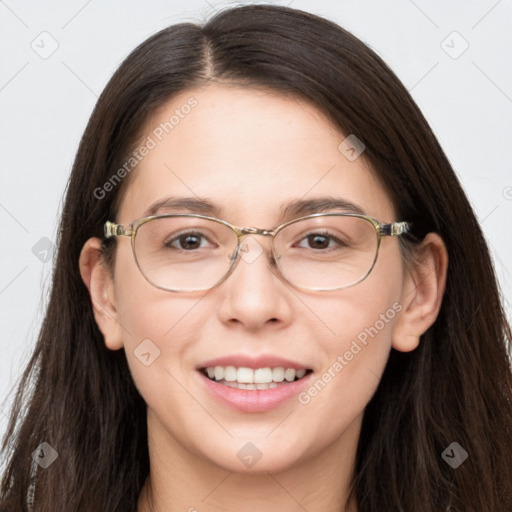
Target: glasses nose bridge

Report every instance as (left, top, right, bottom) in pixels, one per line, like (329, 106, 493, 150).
(235, 226, 277, 252)
(238, 226, 275, 238)
(231, 226, 279, 266)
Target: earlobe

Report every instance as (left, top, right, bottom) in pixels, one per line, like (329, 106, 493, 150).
(391, 233, 448, 353)
(79, 237, 124, 350)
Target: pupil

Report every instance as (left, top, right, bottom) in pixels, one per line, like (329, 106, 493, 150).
(180, 234, 200, 249)
(308, 234, 328, 249)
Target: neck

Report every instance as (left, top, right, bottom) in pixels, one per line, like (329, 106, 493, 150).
(137, 410, 362, 512)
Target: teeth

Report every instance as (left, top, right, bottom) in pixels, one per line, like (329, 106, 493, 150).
(272, 367, 285, 382)
(296, 369, 306, 379)
(223, 381, 280, 390)
(237, 367, 254, 383)
(254, 368, 273, 383)
(203, 366, 309, 385)
(284, 368, 295, 382)
(224, 366, 237, 382)
(214, 366, 223, 381)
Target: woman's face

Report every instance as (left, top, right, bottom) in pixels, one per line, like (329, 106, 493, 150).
(102, 83, 409, 473)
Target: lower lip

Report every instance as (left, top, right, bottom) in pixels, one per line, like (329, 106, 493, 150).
(197, 371, 313, 413)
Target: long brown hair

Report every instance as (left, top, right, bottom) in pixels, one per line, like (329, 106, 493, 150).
(1, 4, 511, 511)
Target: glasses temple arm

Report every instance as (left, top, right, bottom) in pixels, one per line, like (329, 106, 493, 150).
(104, 221, 134, 238)
(380, 221, 412, 236)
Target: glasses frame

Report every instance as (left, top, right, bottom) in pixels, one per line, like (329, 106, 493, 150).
(104, 212, 411, 293)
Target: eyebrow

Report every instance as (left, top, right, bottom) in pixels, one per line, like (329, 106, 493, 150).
(280, 197, 365, 220)
(144, 197, 223, 217)
(143, 196, 366, 224)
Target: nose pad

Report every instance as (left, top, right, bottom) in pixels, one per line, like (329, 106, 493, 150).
(268, 249, 281, 268)
(228, 246, 239, 261)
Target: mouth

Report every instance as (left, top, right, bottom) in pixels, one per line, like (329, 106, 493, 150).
(199, 366, 314, 390)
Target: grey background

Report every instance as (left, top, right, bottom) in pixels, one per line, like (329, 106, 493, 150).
(1, 0, 511, 440)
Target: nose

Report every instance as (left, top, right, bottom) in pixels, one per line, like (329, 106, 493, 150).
(215, 234, 293, 330)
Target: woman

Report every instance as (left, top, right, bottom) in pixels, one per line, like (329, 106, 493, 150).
(1, 4, 511, 511)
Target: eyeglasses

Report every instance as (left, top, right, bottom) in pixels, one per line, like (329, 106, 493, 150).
(103, 213, 411, 293)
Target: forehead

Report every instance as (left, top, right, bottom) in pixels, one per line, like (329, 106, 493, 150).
(117, 83, 395, 225)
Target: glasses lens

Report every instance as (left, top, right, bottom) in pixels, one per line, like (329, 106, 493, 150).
(133, 216, 238, 291)
(274, 215, 378, 290)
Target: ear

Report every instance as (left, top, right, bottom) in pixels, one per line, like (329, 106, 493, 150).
(79, 237, 124, 350)
(391, 232, 448, 352)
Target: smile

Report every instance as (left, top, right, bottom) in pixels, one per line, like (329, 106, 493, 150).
(201, 366, 313, 390)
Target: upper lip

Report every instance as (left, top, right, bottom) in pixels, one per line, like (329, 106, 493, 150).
(197, 354, 312, 371)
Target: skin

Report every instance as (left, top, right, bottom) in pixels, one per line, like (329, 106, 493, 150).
(79, 83, 448, 512)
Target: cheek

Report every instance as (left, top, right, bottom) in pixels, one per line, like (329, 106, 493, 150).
(112, 242, 190, 340)
(114, 288, 202, 424)
(312, 288, 400, 390)
(296, 306, 398, 445)
(298, 252, 404, 422)
(112, 247, 202, 394)
(315, 249, 403, 354)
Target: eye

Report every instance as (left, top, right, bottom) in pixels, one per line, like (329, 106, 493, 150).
(164, 231, 216, 251)
(295, 231, 347, 250)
